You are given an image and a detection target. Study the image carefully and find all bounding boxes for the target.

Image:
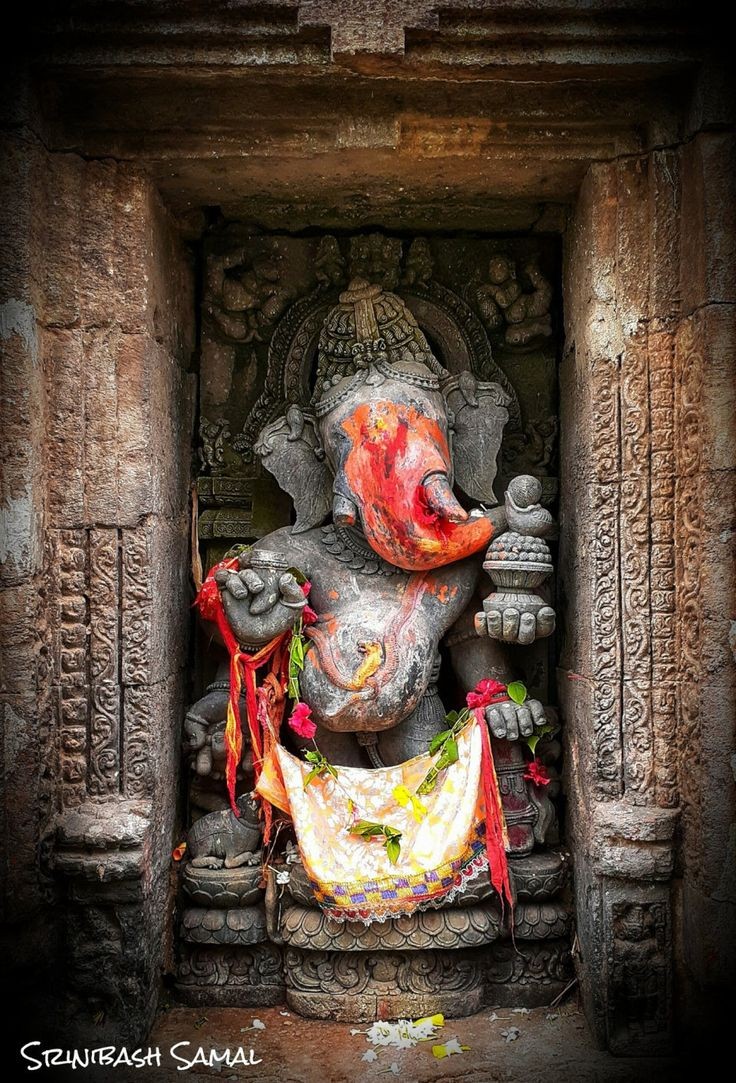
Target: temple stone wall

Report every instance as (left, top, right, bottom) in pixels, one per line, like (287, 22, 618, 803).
(1, 0, 734, 1054)
(0, 121, 196, 1041)
(560, 133, 736, 1050)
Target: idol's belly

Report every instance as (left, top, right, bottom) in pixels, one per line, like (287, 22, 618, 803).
(300, 619, 436, 733)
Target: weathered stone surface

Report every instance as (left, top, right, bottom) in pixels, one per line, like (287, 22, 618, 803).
(592, 802, 678, 881)
(175, 942, 284, 1007)
(20, 1, 716, 235)
(559, 140, 686, 1052)
(0, 134, 196, 1047)
(181, 905, 268, 947)
(56, 801, 150, 851)
(0, 583, 42, 695)
(680, 132, 736, 313)
(283, 945, 486, 1022)
(280, 904, 502, 952)
(44, 328, 86, 524)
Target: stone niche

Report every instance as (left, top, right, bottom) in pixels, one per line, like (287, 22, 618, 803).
(179, 228, 570, 1021)
(1, 0, 734, 1060)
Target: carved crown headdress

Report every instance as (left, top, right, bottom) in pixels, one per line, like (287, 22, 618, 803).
(312, 278, 445, 401)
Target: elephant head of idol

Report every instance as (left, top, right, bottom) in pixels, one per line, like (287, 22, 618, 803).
(255, 278, 510, 572)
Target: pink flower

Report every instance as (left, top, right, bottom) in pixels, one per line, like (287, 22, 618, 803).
(302, 604, 318, 626)
(466, 678, 508, 709)
(301, 580, 312, 597)
(523, 759, 551, 787)
(288, 701, 317, 739)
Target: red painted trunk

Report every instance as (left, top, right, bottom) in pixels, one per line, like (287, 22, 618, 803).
(340, 401, 492, 571)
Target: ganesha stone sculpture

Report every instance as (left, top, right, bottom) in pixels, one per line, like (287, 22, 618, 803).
(205, 279, 556, 853)
(178, 274, 569, 1016)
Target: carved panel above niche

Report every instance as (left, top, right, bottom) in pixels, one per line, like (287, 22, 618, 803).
(198, 229, 560, 563)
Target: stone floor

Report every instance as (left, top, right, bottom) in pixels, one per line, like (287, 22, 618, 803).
(72, 1001, 683, 1083)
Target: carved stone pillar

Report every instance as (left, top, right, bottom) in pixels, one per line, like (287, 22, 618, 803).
(560, 135, 736, 1051)
(0, 146, 196, 1042)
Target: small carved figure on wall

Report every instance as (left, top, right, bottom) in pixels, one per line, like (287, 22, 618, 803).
(474, 255, 553, 346)
(206, 247, 294, 343)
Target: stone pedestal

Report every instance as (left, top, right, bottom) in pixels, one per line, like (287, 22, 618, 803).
(284, 946, 487, 1022)
(176, 943, 284, 1008)
(276, 851, 571, 1021)
(175, 864, 285, 1007)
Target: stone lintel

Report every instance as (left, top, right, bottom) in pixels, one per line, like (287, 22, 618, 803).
(298, 0, 438, 60)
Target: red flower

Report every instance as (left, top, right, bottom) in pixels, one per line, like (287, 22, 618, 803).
(302, 604, 318, 626)
(288, 701, 317, 739)
(466, 678, 508, 709)
(301, 580, 312, 597)
(524, 759, 551, 787)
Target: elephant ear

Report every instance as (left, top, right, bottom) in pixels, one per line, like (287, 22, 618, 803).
(255, 406, 333, 533)
(444, 374, 510, 504)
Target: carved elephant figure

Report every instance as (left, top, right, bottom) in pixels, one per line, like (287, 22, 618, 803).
(184, 670, 254, 782)
(203, 279, 557, 854)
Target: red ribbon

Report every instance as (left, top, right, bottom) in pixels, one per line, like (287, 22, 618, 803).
(195, 559, 289, 835)
(476, 706, 514, 914)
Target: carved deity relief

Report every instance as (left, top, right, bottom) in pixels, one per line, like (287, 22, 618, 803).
(178, 233, 567, 1016)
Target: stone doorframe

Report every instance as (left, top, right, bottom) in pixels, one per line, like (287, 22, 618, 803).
(560, 147, 735, 1053)
(1, 0, 733, 1055)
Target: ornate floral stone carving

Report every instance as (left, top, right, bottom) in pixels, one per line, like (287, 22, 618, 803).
(484, 939, 573, 1006)
(279, 903, 502, 952)
(283, 945, 486, 1021)
(176, 943, 284, 1008)
(180, 905, 268, 947)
